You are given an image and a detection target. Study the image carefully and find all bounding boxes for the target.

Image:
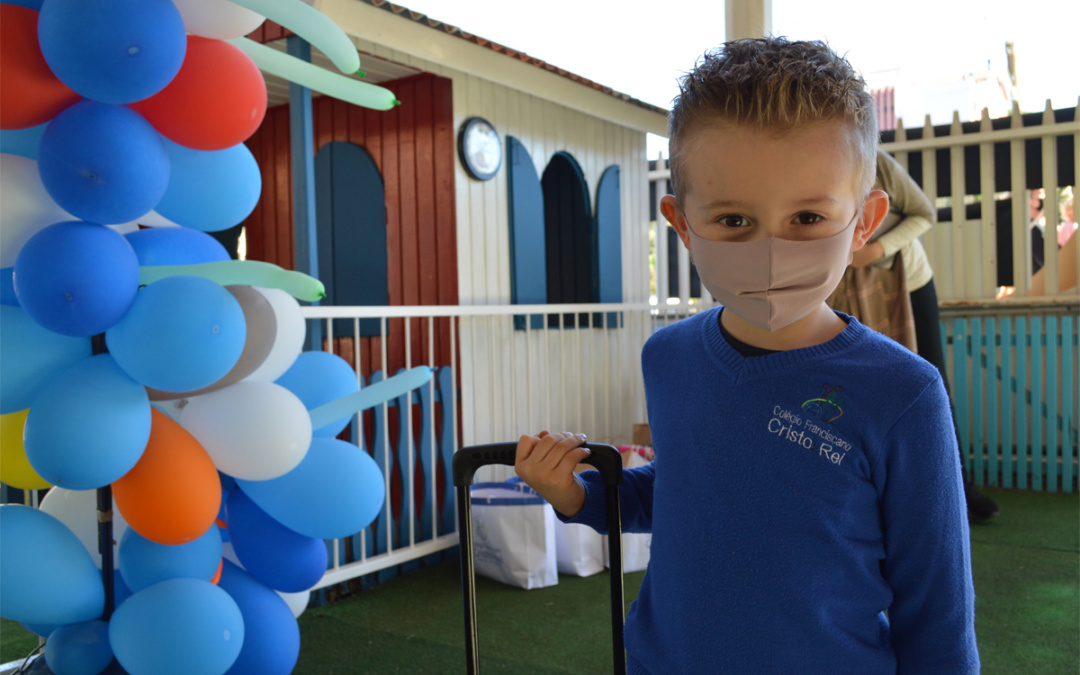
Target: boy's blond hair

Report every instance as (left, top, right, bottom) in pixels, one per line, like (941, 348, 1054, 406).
(668, 37, 878, 205)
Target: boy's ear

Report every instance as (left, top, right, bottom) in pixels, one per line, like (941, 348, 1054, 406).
(659, 195, 693, 250)
(852, 189, 890, 250)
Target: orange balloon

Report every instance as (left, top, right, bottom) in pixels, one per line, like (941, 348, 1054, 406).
(0, 5, 81, 129)
(129, 36, 266, 150)
(113, 408, 221, 545)
(210, 558, 223, 585)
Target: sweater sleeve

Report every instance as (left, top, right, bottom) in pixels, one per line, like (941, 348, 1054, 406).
(558, 463, 655, 535)
(875, 150, 936, 258)
(875, 377, 980, 674)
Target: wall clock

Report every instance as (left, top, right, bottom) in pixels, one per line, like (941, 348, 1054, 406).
(458, 117, 502, 181)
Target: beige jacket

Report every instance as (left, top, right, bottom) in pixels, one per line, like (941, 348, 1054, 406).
(870, 149, 935, 291)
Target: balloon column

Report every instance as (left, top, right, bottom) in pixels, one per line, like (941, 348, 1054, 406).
(0, 1, 418, 674)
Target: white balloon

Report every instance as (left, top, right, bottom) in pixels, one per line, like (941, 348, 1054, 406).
(39, 487, 130, 569)
(130, 209, 183, 228)
(0, 154, 75, 268)
(244, 287, 306, 382)
(172, 0, 266, 39)
(179, 381, 312, 481)
(277, 589, 310, 618)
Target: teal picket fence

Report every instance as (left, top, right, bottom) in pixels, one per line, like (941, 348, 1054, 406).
(944, 310, 1079, 492)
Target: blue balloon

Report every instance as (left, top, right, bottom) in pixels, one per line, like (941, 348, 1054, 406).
(154, 140, 262, 232)
(45, 620, 113, 675)
(275, 351, 359, 438)
(21, 620, 60, 638)
(226, 488, 327, 592)
(218, 561, 300, 675)
(112, 568, 133, 609)
(24, 354, 151, 490)
(13, 220, 140, 337)
(0, 304, 91, 413)
(106, 275, 246, 392)
(124, 227, 230, 266)
(37, 101, 169, 224)
(109, 579, 243, 675)
(237, 438, 386, 540)
(118, 526, 222, 594)
(0, 504, 105, 625)
(0, 123, 47, 159)
(3, 0, 44, 8)
(0, 268, 17, 306)
(37, 0, 186, 104)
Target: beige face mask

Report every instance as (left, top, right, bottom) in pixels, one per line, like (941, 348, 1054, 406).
(686, 215, 858, 331)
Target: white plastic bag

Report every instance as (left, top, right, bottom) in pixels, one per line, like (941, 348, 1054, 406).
(469, 482, 558, 589)
(554, 519, 605, 577)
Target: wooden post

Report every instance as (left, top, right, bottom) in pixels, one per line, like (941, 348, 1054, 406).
(725, 0, 773, 40)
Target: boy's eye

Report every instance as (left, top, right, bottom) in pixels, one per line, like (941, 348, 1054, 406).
(716, 215, 751, 228)
(794, 213, 824, 225)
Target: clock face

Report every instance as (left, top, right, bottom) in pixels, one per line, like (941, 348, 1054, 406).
(459, 118, 502, 180)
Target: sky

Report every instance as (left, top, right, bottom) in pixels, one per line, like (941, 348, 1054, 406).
(397, 0, 1078, 157)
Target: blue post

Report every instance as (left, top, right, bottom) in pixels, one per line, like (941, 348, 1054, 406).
(288, 35, 323, 353)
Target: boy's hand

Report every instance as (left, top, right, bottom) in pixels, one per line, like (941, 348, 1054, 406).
(515, 431, 590, 518)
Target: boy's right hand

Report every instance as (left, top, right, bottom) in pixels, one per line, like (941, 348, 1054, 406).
(515, 431, 590, 518)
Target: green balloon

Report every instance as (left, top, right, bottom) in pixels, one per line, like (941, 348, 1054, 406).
(230, 38, 398, 111)
(138, 261, 326, 301)
(229, 0, 360, 74)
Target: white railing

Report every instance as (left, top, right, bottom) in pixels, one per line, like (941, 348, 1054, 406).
(300, 302, 703, 590)
(648, 100, 1080, 305)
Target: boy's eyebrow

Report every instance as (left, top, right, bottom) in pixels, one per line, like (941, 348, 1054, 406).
(699, 196, 840, 210)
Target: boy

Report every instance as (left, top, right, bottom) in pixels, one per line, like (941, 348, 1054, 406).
(515, 38, 978, 674)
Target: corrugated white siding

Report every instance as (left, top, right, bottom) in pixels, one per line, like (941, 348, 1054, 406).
(347, 39, 653, 465)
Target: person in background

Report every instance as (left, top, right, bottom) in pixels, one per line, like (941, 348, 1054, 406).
(841, 148, 999, 521)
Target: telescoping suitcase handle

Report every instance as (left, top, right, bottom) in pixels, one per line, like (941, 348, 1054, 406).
(453, 443, 626, 675)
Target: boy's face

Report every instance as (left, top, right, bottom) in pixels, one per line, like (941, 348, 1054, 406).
(662, 120, 885, 250)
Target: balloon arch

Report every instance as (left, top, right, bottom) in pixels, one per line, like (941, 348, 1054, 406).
(0, 1, 423, 673)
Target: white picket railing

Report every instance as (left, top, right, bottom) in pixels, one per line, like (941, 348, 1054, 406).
(300, 302, 702, 591)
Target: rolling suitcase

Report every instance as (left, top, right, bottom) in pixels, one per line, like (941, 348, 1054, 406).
(453, 442, 627, 674)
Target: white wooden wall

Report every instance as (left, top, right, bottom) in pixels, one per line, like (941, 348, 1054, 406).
(341, 36, 654, 470)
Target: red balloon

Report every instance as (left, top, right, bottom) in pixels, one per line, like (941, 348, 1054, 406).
(0, 5, 81, 129)
(130, 36, 266, 150)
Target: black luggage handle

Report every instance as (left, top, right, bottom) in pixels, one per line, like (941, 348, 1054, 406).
(453, 443, 627, 675)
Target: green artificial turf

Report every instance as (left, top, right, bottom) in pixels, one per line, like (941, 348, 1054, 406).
(2, 487, 1077, 673)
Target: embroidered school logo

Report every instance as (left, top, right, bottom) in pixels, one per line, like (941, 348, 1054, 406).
(801, 383, 845, 424)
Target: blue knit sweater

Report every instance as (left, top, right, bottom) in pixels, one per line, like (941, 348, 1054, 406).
(568, 308, 979, 674)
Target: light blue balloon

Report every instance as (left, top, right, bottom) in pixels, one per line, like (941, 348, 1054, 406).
(0, 504, 105, 625)
(237, 437, 385, 540)
(0, 304, 91, 414)
(23, 354, 151, 490)
(118, 526, 222, 594)
(106, 276, 246, 393)
(275, 351, 359, 438)
(109, 579, 243, 675)
(0, 123, 47, 159)
(45, 620, 113, 675)
(154, 140, 262, 232)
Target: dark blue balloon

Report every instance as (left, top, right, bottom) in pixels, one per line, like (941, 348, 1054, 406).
(13, 220, 140, 337)
(275, 351, 359, 438)
(2, 0, 43, 8)
(154, 140, 262, 232)
(0, 123, 46, 160)
(124, 227, 230, 266)
(0, 268, 16, 306)
(37, 0, 186, 104)
(218, 561, 300, 675)
(37, 101, 169, 225)
(226, 488, 326, 593)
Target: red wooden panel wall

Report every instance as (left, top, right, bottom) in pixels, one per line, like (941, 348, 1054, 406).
(244, 73, 459, 386)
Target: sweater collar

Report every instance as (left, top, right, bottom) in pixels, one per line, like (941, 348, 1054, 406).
(702, 306, 868, 377)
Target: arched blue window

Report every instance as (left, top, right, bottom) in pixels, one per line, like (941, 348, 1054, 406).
(314, 141, 388, 336)
(506, 139, 622, 329)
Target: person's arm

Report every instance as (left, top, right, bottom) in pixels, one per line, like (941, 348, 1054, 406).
(871, 150, 936, 261)
(874, 377, 979, 674)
